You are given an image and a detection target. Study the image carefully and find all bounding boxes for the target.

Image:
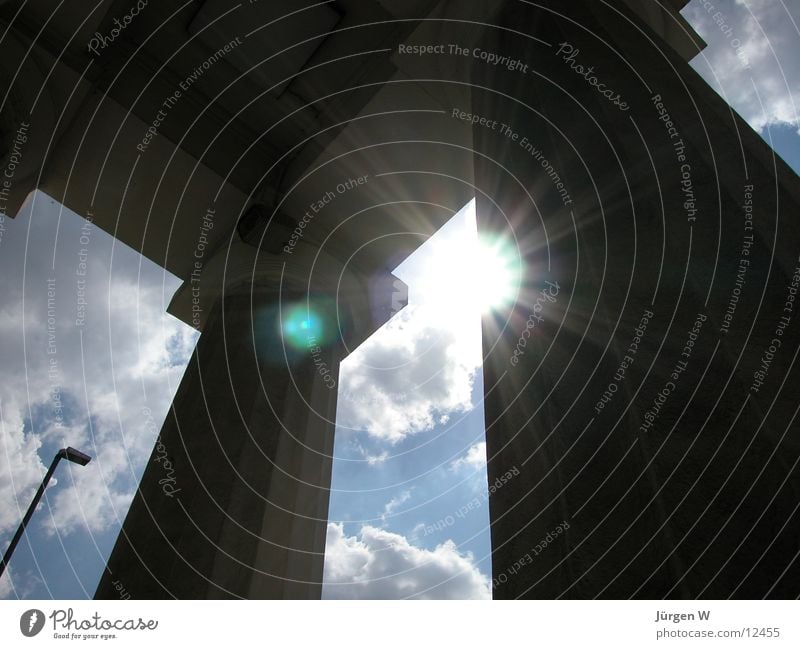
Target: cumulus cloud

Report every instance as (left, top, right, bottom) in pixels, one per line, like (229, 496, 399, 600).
(450, 442, 487, 472)
(0, 400, 48, 535)
(683, 0, 799, 133)
(43, 290, 194, 538)
(336, 304, 479, 443)
(0, 572, 11, 598)
(0, 193, 197, 547)
(334, 200, 486, 445)
(322, 523, 490, 599)
(0, 565, 41, 599)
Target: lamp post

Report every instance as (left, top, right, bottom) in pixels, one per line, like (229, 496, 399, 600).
(0, 447, 91, 578)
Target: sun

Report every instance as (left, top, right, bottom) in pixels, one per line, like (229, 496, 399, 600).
(396, 200, 519, 316)
(470, 237, 519, 312)
(425, 234, 519, 314)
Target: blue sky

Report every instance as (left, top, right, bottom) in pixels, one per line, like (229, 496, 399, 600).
(0, 0, 798, 600)
(322, 201, 494, 599)
(681, 0, 800, 171)
(320, 1, 800, 598)
(0, 194, 197, 598)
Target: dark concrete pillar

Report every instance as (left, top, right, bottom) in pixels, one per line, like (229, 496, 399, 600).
(95, 282, 340, 599)
(474, 0, 800, 598)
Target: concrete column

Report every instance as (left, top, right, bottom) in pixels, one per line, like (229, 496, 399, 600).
(473, 0, 800, 598)
(95, 280, 343, 599)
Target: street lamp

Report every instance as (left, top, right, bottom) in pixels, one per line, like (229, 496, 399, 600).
(0, 447, 92, 578)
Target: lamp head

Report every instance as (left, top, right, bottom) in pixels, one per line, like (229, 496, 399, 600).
(61, 447, 92, 466)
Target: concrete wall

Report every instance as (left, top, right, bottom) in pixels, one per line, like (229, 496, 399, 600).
(474, 0, 800, 598)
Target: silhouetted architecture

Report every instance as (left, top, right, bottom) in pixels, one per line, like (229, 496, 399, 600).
(1, 0, 797, 598)
(474, 0, 800, 599)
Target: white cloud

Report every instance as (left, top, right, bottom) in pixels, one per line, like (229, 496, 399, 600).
(0, 566, 14, 598)
(0, 193, 197, 547)
(335, 200, 485, 445)
(0, 565, 41, 599)
(351, 441, 389, 465)
(364, 451, 389, 465)
(380, 490, 412, 524)
(450, 442, 487, 472)
(336, 304, 479, 443)
(322, 523, 490, 599)
(0, 399, 48, 535)
(683, 0, 799, 133)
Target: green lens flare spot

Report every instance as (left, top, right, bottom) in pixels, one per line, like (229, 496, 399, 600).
(282, 301, 336, 350)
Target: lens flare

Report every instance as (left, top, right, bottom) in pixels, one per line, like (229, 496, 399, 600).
(282, 302, 334, 350)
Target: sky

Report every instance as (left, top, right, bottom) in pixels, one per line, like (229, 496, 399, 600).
(681, 0, 800, 169)
(322, 201, 499, 599)
(0, 194, 198, 598)
(0, 0, 798, 601)
(320, 0, 800, 599)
